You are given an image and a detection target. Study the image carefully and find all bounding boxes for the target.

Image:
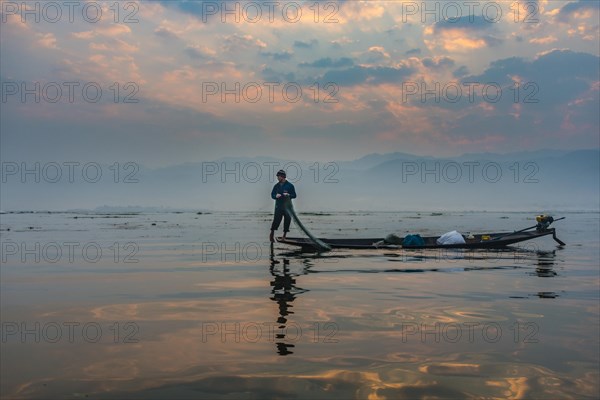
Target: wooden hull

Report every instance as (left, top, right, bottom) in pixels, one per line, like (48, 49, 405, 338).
(277, 228, 560, 250)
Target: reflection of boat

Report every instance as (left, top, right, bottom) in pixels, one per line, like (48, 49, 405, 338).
(278, 217, 565, 251)
(533, 250, 558, 277)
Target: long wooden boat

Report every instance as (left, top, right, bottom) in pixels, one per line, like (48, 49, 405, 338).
(277, 219, 565, 251)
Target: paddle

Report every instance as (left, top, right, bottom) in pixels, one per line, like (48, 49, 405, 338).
(513, 216, 565, 234)
(491, 217, 565, 242)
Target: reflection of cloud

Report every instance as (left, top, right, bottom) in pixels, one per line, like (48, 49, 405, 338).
(419, 363, 481, 376)
(90, 297, 271, 321)
(486, 377, 529, 399)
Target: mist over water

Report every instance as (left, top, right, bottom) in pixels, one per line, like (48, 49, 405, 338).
(1, 210, 598, 399)
(1, 150, 598, 212)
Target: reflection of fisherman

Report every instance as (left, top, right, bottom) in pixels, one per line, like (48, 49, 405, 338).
(269, 256, 297, 356)
(269, 169, 296, 242)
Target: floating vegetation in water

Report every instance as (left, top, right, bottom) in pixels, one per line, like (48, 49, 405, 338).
(300, 212, 333, 216)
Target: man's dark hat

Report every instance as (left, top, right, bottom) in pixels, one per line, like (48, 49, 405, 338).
(276, 169, 286, 177)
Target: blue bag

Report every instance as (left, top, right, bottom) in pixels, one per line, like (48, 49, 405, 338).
(403, 234, 425, 246)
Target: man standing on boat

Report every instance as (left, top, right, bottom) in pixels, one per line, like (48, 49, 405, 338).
(270, 169, 296, 242)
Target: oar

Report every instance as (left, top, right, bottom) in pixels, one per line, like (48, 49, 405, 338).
(491, 217, 565, 241)
(552, 231, 566, 246)
(511, 216, 565, 234)
(283, 198, 331, 251)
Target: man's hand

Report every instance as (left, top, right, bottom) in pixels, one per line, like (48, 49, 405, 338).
(283, 192, 290, 196)
(276, 194, 282, 199)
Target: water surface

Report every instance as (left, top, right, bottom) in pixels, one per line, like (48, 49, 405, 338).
(1, 211, 598, 399)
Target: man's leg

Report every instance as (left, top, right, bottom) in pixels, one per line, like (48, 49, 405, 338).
(270, 208, 284, 241)
(283, 212, 291, 238)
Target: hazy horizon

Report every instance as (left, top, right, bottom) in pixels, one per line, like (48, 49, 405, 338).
(2, 149, 598, 212)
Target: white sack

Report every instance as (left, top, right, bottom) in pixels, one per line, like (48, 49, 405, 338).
(436, 230, 466, 245)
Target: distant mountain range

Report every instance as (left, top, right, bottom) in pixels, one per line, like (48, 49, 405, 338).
(1, 149, 598, 212)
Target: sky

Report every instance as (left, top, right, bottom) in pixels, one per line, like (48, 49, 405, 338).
(1, 0, 599, 167)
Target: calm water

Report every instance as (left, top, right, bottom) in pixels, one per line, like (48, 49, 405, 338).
(1, 211, 598, 399)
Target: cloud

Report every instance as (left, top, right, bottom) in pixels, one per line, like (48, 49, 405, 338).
(557, 0, 600, 22)
(321, 65, 415, 86)
(96, 24, 132, 37)
(89, 38, 139, 53)
(365, 46, 390, 63)
(425, 15, 503, 51)
(37, 33, 57, 49)
(336, 1, 386, 22)
(3, 0, 598, 168)
(459, 49, 599, 116)
(72, 25, 131, 40)
(299, 57, 354, 68)
(422, 57, 455, 70)
(154, 26, 181, 40)
(330, 37, 356, 49)
(553, 0, 599, 41)
(158, 0, 211, 20)
(72, 31, 96, 40)
(453, 66, 469, 78)
(532, 49, 598, 80)
(184, 45, 216, 59)
(260, 67, 295, 83)
(293, 39, 318, 49)
(222, 34, 266, 52)
(2, 13, 29, 30)
(529, 36, 558, 45)
(261, 51, 293, 61)
(431, 15, 496, 33)
(369, 49, 599, 153)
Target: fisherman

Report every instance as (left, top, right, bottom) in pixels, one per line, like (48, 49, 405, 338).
(269, 169, 296, 242)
